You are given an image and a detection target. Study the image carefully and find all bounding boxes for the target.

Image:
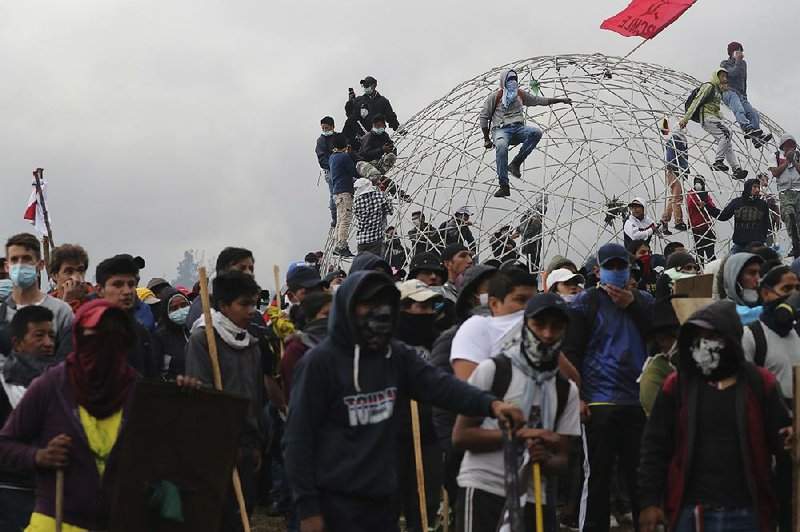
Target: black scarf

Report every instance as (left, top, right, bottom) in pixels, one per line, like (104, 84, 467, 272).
(395, 312, 438, 349)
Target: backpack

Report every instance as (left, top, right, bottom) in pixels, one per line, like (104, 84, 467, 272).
(494, 88, 526, 110)
(684, 83, 714, 123)
(747, 320, 768, 367)
(489, 354, 571, 427)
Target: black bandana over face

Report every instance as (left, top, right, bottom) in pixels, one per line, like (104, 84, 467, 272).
(355, 304, 395, 352)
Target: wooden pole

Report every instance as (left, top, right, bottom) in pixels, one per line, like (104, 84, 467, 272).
(622, 38, 648, 60)
(793, 365, 800, 532)
(198, 267, 251, 532)
(273, 265, 281, 308)
(442, 487, 449, 532)
(55, 469, 64, 532)
(32, 169, 55, 248)
(533, 462, 544, 532)
(410, 400, 429, 529)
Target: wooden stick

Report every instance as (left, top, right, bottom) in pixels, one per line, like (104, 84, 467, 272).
(793, 365, 800, 532)
(442, 487, 449, 532)
(532, 462, 543, 532)
(55, 469, 64, 532)
(410, 399, 428, 529)
(273, 265, 281, 308)
(198, 267, 251, 532)
(32, 169, 55, 248)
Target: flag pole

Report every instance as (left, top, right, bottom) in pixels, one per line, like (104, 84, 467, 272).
(32, 168, 55, 249)
(622, 38, 648, 60)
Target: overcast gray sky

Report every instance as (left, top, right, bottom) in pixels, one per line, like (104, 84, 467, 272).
(1, 0, 796, 290)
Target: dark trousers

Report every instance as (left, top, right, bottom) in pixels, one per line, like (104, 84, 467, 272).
(219, 450, 259, 532)
(0, 487, 34, 531)
(395, 438, 443, 532)
(581, 405, 645, 532)
(776, 448, 792, 532)
(357, 240, 384, 257)
(319, 491, 398, 532)
(455, 486, 556, 532)
(692, 227, 716, 263)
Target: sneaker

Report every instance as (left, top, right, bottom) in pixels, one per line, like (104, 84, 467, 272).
(333, 246, 354, 258)
(673, 222, 688, 231)
(330, 221, 336, 228)
(609, 514, 620, 528)
(751, 135, 765, 149)
(660, 221, 672, 235)
(744, 126, 764, 139)
(762, 132, 774, 143)
(494, 184, 511, 197)
(508, 161, 522, 178)
(560, 514, 580, 531)
(732, 168, 749, 180)
(711, 160, 729, 172)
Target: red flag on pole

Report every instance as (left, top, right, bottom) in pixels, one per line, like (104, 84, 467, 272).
(601, 0, 697, 39)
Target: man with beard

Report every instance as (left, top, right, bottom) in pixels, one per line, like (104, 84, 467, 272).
(639, 301, 792, 532)
(283, 271, 524, 532)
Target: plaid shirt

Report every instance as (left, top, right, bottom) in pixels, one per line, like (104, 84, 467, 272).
(353, 190, 393, 244)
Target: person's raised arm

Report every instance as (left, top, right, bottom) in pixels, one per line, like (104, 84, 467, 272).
(716, 199, 738, 221)
(770, 157, 791, 178)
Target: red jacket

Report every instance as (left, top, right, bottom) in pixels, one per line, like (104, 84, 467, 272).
(686, 190, 718, 231)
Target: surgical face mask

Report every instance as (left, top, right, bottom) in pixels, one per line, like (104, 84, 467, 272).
(691, 338, 724, 376)
(694, 183, 704, 191)
(169, 306, 190, 326)
(355, 304, 395, 352)
(560, 293, 577, 304)
(372, 127, 385, 135)
(413, 219, 422, 228)
(506, 79, 519, 93)
(8, 264, 38, 289)
(363, 86, 375, 95)
(522, 325, 561, 370)
(599, 267, 630, 289)
(741, 287, 759, 305)
(478, 293, 489, 306)
(0, 279, 12, 303)
(332, 284, 341, 294)
(321, 130, 333, 137)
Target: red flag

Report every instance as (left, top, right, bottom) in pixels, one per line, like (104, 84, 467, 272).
(601, 0, 697, 39)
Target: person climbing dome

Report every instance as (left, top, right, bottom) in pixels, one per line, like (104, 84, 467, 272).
(660, 126, 689, 235)
(770, 134, 800, 257)
(680, 68, 748, 180)
(623, 197, 658, 248)
(479, 69, 572, 198)
(720, 41, 772, 148)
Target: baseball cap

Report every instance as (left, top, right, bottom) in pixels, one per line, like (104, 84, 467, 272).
(524, 293, 570, 320)
(547, 268, 584, 287)
(136, 287, 160, 305)
(597, 243, 629, 266)
(441, 243, 470, 262)
(455, 206, 473, 216)
(286, 261, 309, 280)
(146, 277, 169, 291)
(408, 252, 446, 279)
(398, 280, 443, 303)
(286, 265, 325, 290)
(360, 76, 377, 86)
(627, 198, 644, 207)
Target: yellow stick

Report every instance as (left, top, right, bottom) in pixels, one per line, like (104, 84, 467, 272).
(199, 267, 251, 532)
(533, 462, 543, 532)
(442, 487, 449, 532)
(55, 469, 64, 532)
(273, 265, 281, 308)
(410, 400, 428, 529)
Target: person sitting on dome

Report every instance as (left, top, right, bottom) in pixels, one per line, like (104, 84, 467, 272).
(479, 69, 572, 198)
(720, 42, 772, 148)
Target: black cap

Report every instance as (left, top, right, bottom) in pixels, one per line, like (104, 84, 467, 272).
(597, 243, 629, 266)
(117, 254, 145, 269)
(441, 243, 470, 262)
(524, 293, 570, 320)
(286, 265, 325, 290)
(408, 252, 446, 279)
(360, 76, 377, 86)
(323, 269, 346, 284)
(647, 296, 681, 334)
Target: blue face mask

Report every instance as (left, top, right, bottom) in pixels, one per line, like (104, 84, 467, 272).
(321, 130, 333, 137)
(9, 264, 38, 289)
(599, 267, 630, 289)
(169, 306, 190, 326)
(0, 279, 12, 302)
(506, 79, 519, 93)
(373, 127, 385, 135)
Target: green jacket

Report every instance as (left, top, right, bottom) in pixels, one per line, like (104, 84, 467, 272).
(639, 354, 676, 416)
(683, 67, 728, 122)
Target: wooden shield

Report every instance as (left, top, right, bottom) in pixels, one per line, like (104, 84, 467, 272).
(110, 381, 249, 532)
(673, 273, 714, 298)
(671, 298, 714, 324)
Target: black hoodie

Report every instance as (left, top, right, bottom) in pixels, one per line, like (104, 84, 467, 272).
(350, 251, 391, 274)
(717, 179, 771, 246)
(283, 271, 496, 520)
(153, 287, 189, 377)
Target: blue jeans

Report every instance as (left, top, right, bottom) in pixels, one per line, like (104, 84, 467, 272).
(324, 170, 336, 224)
(723, 91, 760, 131)
(0, 487, 34, 531)
(675, 505, 757, 532)
(492, 124, 543, 185)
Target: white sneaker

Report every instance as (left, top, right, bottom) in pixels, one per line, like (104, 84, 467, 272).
(609, 514, 619, 528)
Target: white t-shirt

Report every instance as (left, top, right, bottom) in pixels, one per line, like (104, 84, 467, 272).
(449, 311, 524, 365)
(457, 358, 581, 501)
(742, 323, 800, 399)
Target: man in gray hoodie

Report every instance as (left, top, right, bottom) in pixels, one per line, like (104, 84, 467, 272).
(479, 69, 572, 198)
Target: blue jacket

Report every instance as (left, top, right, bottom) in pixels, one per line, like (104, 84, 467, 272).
(328, 152, 356, 195)
(563, 287, 654, 406)
(665, 133, 689, 175)
(315, 134, 334, 170)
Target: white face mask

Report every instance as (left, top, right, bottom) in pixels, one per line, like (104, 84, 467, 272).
(694, 183, 703, 191)
(691, 338, 724, 376)
(741, 288, 759, 304)
(560, 293, 577, 303)
(478, 293, 489, 306)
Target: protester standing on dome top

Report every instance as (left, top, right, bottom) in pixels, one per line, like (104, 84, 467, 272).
(315, 116, 337, 228)
(720, 41, 772, 148)
(343, 76, 403, 151)
(479, 68, 572, 198)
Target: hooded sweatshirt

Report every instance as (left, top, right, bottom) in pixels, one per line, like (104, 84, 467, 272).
(479, 69, 550, 132)
(639, 301, 790, 532)
(350, 251, 390, 274)
(623, 197, 656, 245)
(282, 271, 496, 520)
(722, 252, 763, 324)
(717, 179, 770, 247)
(683, 68, 728, 122)
(686, 177, 719, 231)
(153, 287, 189, 377)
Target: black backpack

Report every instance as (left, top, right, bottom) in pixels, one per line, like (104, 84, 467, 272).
(747, 320, 768, 368)
(684, 83, 714, 123)
(489, 354, 571, 427)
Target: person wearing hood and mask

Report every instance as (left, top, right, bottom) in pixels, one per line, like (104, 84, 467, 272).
(653, 251, 701, 298)
(345, 75, 402, 141)
(478, 68, 572, 198)
(153, 286, 190, 379)
(722, 251, 764, 324)
(352, 176, 394, 258)
(392, 280, 445, 532)
(623, 197, 658, 248)
(638, 301, 792, 532)
(686, 176, 721, 263)
(356, 114, 397, 181)
(680, 68, 749, 180)
(282, 271, 524, 532)
(546, 268, 584, 304)
(453, 294, 581, 532)
(638, 298, 680, 416)
(718, 178, 771, 254)
(770, 134, 800, 257)
(628, 240, 659, 294)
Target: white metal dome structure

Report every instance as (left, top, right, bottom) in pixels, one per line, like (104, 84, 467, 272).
(366, 53, 786, 271)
